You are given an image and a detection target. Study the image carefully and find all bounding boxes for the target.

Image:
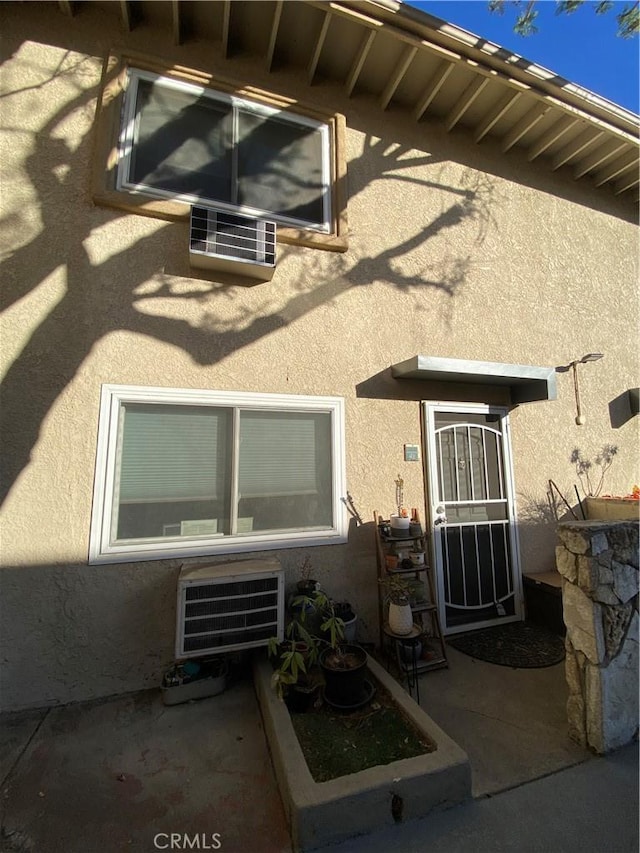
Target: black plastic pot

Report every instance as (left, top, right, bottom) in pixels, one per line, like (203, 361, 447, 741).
(333, 601, 355, 622)
(284, 685, 316, 713)
(399, 639, 422, 664)
(319, 644, 368, 708)
(296, 579, 319, 597)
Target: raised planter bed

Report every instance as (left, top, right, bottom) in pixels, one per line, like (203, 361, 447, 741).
(585, 496, 639, 521)
(253, 653, 471, 852)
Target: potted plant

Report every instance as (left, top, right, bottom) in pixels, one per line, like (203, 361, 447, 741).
(269, 588, 344, 710)
(332, 600, 358, 644)
(319, 643, 368, 708)
(569, 444, 640, 520)
(268, 593, 320, 709)
(317, 595, 368, 708)
(389, 475, 411, 537)
(398, 637, 423, 665)
(379, 573, 414, 636)
(270, 587, 369, 710)
(295, 555, 320, 598)
(389, 508, 410, 537)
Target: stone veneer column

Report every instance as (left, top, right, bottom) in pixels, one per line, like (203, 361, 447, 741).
(556, 520, 639, 754)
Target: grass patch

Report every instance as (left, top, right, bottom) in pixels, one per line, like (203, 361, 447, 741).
(290, 679, 436, 782)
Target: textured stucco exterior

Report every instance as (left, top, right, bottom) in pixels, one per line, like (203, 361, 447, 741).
(1, 3, 638, 711)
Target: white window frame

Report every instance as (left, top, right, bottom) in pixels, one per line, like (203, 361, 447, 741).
(89, 385, 347, 564)
(116, 68, 332, 233)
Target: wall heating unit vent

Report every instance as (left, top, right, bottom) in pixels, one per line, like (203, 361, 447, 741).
(176, 558, 284, 658)
(189, 206, 277, 281)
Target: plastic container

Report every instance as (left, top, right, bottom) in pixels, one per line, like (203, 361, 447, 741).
(161, 658, 228, 706)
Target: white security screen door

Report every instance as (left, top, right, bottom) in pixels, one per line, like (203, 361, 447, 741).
(423, 404, 522, 635)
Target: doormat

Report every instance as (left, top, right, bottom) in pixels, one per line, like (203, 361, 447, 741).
(447, 621, 565, 668)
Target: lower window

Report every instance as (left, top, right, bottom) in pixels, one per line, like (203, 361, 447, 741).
(90, 386, 346, 563)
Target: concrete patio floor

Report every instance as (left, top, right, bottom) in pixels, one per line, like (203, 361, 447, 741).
(1, 650, 637, 852)
(0, 671, 291, 853)
(418, 646, 590, 797)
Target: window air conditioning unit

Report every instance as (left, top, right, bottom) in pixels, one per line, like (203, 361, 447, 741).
(189, 206, 277, 281)
(175, 557, 284, 659)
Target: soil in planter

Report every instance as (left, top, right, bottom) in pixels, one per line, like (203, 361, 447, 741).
(321, 649, 363, 670)
(290, 680, 436, 783)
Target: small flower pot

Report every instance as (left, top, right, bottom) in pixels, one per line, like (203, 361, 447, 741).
(284, 684, 317, 713)
(399, 640, 422, 665)
(341, 613, 358, 644)
(296, 579, 320, 596)
(407, 578, 426, 605)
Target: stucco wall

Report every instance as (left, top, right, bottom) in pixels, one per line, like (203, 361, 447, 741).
(1, 4, 638, 711)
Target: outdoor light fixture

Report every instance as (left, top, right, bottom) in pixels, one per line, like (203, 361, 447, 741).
(578, 353, 604, 364)
(556, 353, 604, 425)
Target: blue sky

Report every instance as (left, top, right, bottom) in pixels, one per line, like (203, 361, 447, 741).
(407, 1, 639, 113)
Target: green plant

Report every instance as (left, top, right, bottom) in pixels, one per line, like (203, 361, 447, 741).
(268, 589, 345, 699)
(488, 0, 639, 39)
(378, 573, 411, 606)
(317, 592, 347, 649)
(268, 637, 308, 698)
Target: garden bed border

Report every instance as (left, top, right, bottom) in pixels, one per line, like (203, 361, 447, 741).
(253, 652, 471, 851)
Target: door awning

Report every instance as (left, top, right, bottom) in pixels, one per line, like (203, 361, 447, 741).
(391, 356, 557, 404)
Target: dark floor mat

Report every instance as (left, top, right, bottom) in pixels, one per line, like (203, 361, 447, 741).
(447, 621, 565, 668)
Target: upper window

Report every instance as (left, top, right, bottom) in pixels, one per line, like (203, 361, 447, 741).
(117, 69, 332, 232)
(89, 386, 347, 564)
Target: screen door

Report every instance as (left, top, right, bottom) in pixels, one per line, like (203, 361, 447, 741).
(423, 404, 522, 634)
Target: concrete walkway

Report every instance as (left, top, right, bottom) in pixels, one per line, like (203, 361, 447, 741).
(418, 646, 590, 797)
(318, 742, 638, 853)
(1, 654, 637, 853)
(1, 675, 291, 853)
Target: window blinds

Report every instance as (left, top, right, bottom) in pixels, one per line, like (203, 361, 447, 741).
(117, 404, 332, 505)
(118, 404, 230, 503)
(238, 410, 331, 499)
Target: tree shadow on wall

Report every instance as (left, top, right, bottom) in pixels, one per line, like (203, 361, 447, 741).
(0, 54, 497, 506)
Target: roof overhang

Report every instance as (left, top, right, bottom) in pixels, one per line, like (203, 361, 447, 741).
(391, 355, 557, 404)
(55, 0, 639, 207)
